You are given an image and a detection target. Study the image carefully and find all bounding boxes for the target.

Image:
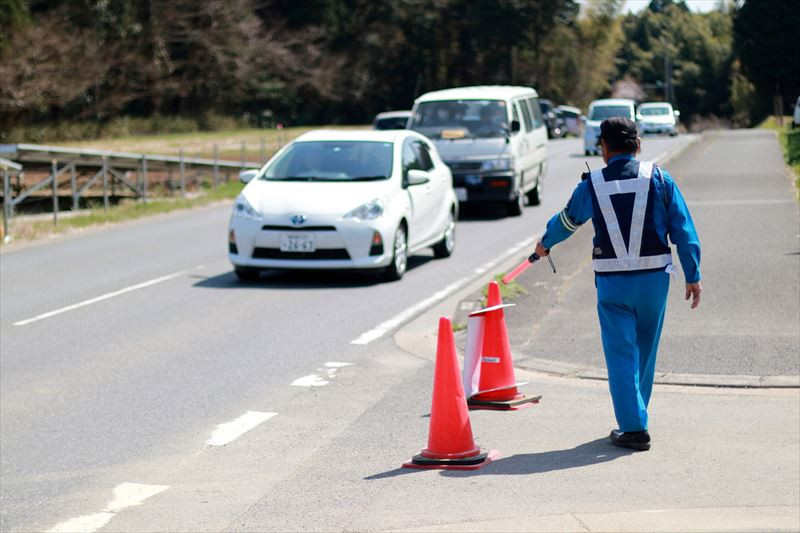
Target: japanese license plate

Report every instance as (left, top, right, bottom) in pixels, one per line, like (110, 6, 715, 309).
(455, 187, 468, 202)
(280, 233, 315, 252)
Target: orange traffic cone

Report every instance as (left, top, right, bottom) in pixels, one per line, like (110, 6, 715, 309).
(403, 317, 498, 470)
(468, 281, 541, 411)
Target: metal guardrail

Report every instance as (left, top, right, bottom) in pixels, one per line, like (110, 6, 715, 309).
(0, 143, 265, 240)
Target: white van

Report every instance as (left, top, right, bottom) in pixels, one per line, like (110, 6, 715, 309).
(583, 98, 636, 156)
(408, 86, 548, 216)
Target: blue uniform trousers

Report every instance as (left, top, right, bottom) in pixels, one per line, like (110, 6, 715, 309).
(596, 270, 670, 432)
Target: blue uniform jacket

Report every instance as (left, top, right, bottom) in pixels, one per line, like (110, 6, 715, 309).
(542, 154, 701, 283)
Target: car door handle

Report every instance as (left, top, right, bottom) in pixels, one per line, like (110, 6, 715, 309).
(536, 143, 545, 149)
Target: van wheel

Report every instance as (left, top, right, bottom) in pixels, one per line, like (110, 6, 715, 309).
(526, 179, 542, 206)
(432, 210, 456, 258)
(507, 188, 524, 217)
(384, 225, 408, 281)
(234, 266, 261, 282)
(584, 150, 591, 156)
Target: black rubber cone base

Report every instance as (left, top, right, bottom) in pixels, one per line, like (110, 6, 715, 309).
(468, 394, 542, 411)
(402, 449, 499, 470)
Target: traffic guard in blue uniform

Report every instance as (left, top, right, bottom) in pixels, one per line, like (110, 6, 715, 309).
(535, 117, 702, 451)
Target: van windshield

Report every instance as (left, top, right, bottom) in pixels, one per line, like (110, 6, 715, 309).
(589, 105, 633, 121)
(409, 100, 509, 139)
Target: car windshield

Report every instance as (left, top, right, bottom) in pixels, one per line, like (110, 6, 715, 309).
(261, 141, 394, 181)
(589, 105, 633, 121)
(639, 106, 671, 116)
(408, 99, 509, 139)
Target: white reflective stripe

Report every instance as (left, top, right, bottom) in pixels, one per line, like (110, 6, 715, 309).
(591, 169, 628, 258)
(640, 161, 653, 180)
(559, 209, 578, 232)
(628, 161, 654, 258)
(593, 253, 672, 272)
(592, 176, 649, 196)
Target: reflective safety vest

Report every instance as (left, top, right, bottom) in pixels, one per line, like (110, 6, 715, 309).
(587, 160, 672, 273)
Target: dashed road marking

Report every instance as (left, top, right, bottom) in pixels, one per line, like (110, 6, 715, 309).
(48, 483, 169, 533)
(292, 362, 353, 387)
(350, 235, 539, 345)
(14, 265, 204, 326)
(206, 411, 277, 446)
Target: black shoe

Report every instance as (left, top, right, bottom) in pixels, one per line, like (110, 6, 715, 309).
(610, 429, 651, 451)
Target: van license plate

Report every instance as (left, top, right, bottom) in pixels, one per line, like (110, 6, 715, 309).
(455, 188, 468, 202)
(280, 233, 315, 252)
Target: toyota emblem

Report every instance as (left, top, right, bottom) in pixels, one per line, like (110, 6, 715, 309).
(290, 214, 307, 226)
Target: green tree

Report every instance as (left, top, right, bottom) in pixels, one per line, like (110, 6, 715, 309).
(734, 0, 800, 116)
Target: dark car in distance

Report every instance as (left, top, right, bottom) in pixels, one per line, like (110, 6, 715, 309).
(538, 99, 566, 139)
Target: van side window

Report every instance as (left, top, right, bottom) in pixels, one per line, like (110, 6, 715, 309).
(518, 100, 533, 132)
(512, 102, 520, 128)
(412, 141, 434, 171)
(528, 97, 544, 128)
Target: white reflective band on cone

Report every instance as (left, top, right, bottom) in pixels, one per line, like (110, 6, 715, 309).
(462, 315, 485, 398)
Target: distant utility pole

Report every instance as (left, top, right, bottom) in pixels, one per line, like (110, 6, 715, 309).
(662, 37, 672, 105)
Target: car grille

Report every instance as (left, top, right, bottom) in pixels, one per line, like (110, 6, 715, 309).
(261, 225, 337, 231)
(252, 247, 351, 260)
(445, 161, 482, 173)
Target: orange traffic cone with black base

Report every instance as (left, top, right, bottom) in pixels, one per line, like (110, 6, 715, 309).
(468, 281, 541, 411)
(403, 317, 498, 470)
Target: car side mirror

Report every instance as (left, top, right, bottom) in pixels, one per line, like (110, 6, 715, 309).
(510, 120, 521, 133)
(406, 169, 430, 186)
(673, 110, 681, 118)
(239, 169, 259, 184)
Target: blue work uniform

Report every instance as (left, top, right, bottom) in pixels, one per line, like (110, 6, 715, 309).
(542, 154, 700, 432)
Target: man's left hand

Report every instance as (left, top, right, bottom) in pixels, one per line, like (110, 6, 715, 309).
(685, 282, 702, 309)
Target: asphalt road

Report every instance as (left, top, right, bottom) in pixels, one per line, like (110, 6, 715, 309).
(505, 129, 800, 377)
(0, 132, 750, 532)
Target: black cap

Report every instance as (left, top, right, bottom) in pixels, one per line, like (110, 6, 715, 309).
(599, 117, 638, 143)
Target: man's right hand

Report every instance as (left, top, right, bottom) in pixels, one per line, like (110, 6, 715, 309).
(535, 241, 549, 257)
(685, 282, 702, 309)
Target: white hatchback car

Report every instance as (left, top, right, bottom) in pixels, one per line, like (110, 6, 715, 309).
(228, 130, 458, 281)
(637, 102, 679, 136)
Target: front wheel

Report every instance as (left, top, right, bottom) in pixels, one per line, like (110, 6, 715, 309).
(234, 266, 261, 282)
(506, 188, 524, 217)
(526, 178, 542, 206)
(383, 225, 408, 281)
(432, 210, 456, 258)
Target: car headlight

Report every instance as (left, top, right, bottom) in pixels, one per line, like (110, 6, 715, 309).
(345, 198, 385, 221)
(233, 195, 261, 220)
(480, 158, 514, 172)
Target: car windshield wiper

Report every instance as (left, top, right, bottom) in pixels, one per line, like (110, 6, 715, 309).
(266, 176, 320, 181)
(349, 175, 389, 181)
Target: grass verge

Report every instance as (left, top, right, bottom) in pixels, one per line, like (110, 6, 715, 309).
(481, 273, 528, 307)
(759, 116, 800, 198)
(2, 180, 243, 246)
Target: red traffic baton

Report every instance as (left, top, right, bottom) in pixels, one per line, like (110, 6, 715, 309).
(501, 250, 556, 284)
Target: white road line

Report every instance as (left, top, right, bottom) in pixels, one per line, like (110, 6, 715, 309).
(48, 483, 169, 533)
(350, 235, 538, 345)
(206, 411, 277, 446)
(291, 374, 330, 387)
(13, 265, 204, 326)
